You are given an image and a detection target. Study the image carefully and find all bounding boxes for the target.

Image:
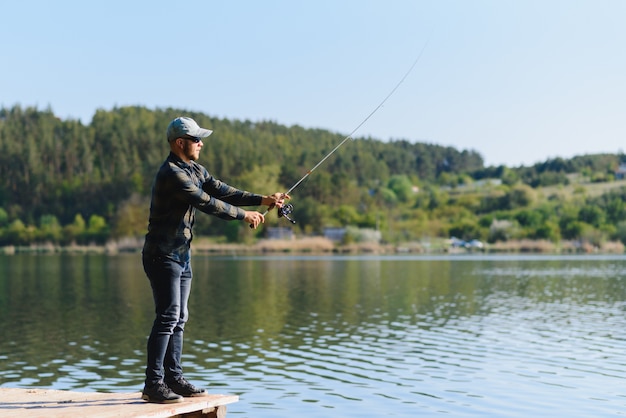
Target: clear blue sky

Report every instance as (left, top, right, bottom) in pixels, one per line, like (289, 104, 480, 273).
(2, 0, 624, 167)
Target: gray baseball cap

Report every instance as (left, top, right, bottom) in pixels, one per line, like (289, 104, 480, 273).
(166, 117, 213, 142)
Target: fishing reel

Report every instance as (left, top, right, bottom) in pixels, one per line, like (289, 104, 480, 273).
(277, 203, 296, 224)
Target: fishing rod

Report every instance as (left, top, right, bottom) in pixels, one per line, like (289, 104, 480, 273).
(257, 40, 430, 227)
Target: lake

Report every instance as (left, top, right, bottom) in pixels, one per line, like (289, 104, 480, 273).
(0, 253, 625, 417)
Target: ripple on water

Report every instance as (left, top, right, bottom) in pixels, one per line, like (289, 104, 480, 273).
(186, 293, 626, 417)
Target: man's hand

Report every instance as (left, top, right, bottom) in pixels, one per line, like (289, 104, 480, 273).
(262, 193, 291, 211)
(244, 211, 265, 229)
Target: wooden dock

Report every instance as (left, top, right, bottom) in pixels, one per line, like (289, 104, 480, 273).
(0, 388, 238, 418)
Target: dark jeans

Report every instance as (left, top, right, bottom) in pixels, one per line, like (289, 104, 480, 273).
(142, 252, 192, 385)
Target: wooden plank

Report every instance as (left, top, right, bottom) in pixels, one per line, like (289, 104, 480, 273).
(0, 388, 238, 418)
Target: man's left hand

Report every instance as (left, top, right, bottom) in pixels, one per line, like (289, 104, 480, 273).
(263, 193, 290, 210)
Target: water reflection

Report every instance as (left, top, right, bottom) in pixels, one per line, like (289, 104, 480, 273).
(1, 254, 625, 417)
(0, 254, 151, 389)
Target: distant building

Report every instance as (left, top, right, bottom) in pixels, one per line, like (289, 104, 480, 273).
(615, 163, 626, 180)
(324, 227, 381, 243)
(324, 227, 346, 242)
(473, 178, 502, 187)
(449, 236, 484, 250)
(266, 227, 294, 240)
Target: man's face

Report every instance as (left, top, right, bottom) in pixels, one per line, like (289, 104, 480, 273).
(182, 137, 203, 161)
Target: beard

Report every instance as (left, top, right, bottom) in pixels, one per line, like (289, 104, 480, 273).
(184, 143, 200, 161)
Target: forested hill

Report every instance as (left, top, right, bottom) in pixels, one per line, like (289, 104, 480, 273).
(1, 105, 624, 247)
(0, 105, 481, 234)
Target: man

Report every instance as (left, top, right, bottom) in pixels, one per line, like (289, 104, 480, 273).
(141, 116, 288, 403)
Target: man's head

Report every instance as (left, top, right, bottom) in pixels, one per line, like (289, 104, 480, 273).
(167, 117, 212, 162)
(167, 117, 213, 142)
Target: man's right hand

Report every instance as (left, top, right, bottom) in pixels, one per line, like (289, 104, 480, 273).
(244, 211, 265, 229)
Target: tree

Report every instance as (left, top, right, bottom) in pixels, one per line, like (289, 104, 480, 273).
(449, 218, 484, 241)
(504, 184, 536, 209)
(111, 194, 150, 238)
(488, 219, 519, 243)
(531, 220, 560, 243)
(63, 214, 86, 244)
(387, 175, 414, 203)
(86, 215, 109, 244)
(5, 219, 34, 245)
(0, 208, 8, 227)
(38, 214, 62, 242)
(514, 209, 542, 229)
(560, 220, 587, 240)
(578, 205, 606, 229)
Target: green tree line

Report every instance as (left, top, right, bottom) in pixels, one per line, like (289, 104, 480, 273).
(0, 105, 624, 247)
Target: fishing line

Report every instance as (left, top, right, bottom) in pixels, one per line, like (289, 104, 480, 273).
(260, 37, 431, 226)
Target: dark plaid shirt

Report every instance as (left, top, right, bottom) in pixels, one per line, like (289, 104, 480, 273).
(143, 152, 262, 260)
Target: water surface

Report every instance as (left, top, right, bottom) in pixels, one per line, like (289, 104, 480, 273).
(0, 254, 625, 417)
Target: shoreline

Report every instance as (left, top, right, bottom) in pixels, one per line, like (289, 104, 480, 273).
(1, 237, 624, 255)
